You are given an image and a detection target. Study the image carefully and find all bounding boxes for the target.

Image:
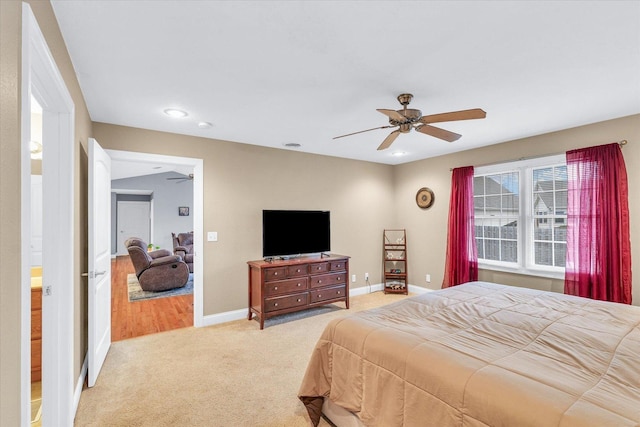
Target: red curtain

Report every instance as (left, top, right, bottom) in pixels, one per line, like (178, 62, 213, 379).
(442, 166, 478, 288)
(565, 143, 632, 304)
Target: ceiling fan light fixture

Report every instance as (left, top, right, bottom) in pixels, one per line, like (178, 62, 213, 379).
(197, 121, 212, 129)
(391, 151, 406, 157)
(284, 143, 302, 148)
(164, 108, 188, 118)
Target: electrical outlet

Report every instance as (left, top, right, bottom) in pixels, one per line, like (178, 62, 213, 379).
(426, 274, 431, 283)
(365, 272, 369, 281)
(351, 274, 356, 283)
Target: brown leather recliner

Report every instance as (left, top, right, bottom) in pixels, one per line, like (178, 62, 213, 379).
(172, 232, 194, 273)
(125, 237, 189, 292)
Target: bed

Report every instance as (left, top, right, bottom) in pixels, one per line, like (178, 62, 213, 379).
(298, 281, 640, 427)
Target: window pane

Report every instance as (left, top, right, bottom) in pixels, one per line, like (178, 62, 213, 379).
(501, 223, 517, 239)
(475, 224, 483, 238)
(534, 221, 552, 240)
(474, 196, 485, 212)
(555, 226, 567, 242)
(485, 240, 500, 260)
(554, 243, 566, 267)
(556, 190, 567, 214)
(501, 241, 517, 262)
(486, 175, 501, 194)
(476, 238, 484, 258)
(485, 195, 501, 213)
(535, 242, 553, 265)
(473, 176, 485, 195)
(555, 166, 567, 189)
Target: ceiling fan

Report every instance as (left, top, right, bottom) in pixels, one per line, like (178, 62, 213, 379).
(334, 94, 486, 151)
(166, 173, 194, 183)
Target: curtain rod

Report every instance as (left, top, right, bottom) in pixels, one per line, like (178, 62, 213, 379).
(449, 139, 628, 171)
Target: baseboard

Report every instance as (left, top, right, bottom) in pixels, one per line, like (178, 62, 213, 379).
(202, 308, 247, 327)
(73, 354, 88, 417)
(200, 284, 436, 328)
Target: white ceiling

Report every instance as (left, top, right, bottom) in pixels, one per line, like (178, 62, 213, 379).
(51, 1, 640, 166)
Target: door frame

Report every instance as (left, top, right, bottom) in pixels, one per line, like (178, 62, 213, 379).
(21, 4, 75, 426)
(106, 150, 205, 326)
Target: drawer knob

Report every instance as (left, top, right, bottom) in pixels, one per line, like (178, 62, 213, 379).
(337, 264, 341, 268)
(318, 280, 322, 283)
(297, 298, 301, 302)
(274, 272, 278, 276)
(274, 303, 278, 307)
(338, 277, 341, 281)
(296, 269, 301, 272)
(337, 291, 341, 294)
(318, 294, 322, 298)
(274, 286, 278, 290)
(297, 283, 301, 287)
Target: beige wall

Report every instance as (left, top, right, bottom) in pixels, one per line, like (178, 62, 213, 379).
(1, 2, 23, 424)
(1, 1, 92, 425)
(395, 114, 639, 305)
(93, 123, 397, 314)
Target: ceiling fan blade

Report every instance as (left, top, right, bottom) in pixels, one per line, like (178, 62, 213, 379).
(333, 125, 394, 139)
(377, 130, 401, 150)
(420, 108, 486, 124)
(415, 124, 461, 142)
(377, 109, 407, 123)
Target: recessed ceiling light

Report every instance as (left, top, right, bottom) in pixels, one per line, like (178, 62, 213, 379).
(284, 143, 302, 148)
(164, 108, 188, 118)
(391, 151, 406, 157)
(197, 121, 213, 129)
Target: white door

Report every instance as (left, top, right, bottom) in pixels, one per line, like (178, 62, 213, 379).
(116, 201, 151, 255)
(88, 138, 112, 387)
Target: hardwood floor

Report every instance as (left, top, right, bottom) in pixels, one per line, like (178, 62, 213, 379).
(111, 256, 193, 341)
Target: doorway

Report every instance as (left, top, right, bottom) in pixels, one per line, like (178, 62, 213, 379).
(21, 4, 75, 426)
(116, 200, 151, 256)
(105, 149, 204, 330)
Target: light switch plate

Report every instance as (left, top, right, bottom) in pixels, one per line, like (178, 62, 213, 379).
(207, 231, 218, 242)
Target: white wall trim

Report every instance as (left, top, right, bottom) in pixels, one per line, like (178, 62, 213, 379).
(73, 355, 88, 415)
(202, 308, 247, 327)
(111, 188, 153, 195)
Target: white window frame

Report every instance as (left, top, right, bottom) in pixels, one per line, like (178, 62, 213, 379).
(475, 154, 566, 279)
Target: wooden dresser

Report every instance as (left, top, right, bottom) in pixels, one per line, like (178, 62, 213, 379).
(247, 254, 350, 329)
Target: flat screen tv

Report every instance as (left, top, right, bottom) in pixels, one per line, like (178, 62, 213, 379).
(262, 210, 330, 258)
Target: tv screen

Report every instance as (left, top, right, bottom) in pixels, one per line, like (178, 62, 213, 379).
(262, 210, 330, 257)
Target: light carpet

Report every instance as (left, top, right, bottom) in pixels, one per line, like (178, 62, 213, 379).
(74, 291, 413, 426)
(128, 273, 194, 302)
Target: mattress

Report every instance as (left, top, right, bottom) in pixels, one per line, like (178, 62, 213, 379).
(298, 281, 640, 426)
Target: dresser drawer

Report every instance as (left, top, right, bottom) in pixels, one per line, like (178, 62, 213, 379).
(287, 265, 308, 277)
(309, 262, 329, 274)
(264, 293, 309, 313)
(309, 272, 346, 288)
(265, 277, 308, 296)
(264, 267, 287, 282)
(330, 260, 347, 271)
(310, 285, 346, 303)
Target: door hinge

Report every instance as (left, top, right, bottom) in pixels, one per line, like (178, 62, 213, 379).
(43, 285, 52, 296)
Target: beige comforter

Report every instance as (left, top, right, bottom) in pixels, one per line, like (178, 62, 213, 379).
(298, 282, 640, 427)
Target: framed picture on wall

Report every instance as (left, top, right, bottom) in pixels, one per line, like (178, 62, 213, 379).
(178, 206, 189, 216)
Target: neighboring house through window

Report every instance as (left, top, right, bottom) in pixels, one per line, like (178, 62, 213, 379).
(474, 154, 567, 278)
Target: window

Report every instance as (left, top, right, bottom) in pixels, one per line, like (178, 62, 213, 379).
(474, 154, 567, 278)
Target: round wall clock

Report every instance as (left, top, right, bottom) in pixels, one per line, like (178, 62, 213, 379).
(416, 187, 435, 209)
